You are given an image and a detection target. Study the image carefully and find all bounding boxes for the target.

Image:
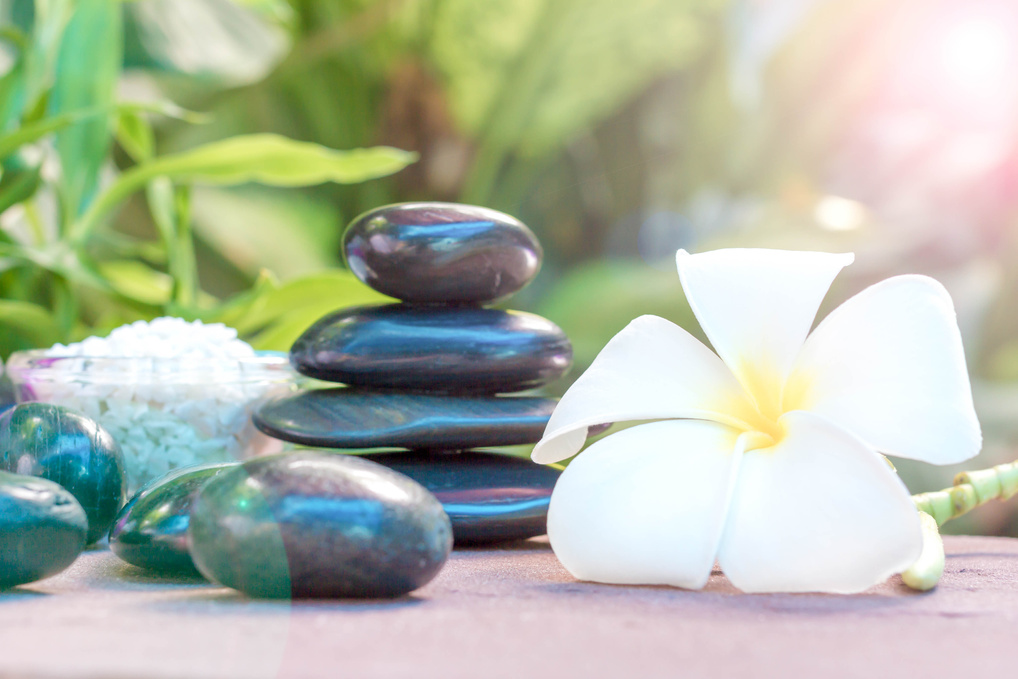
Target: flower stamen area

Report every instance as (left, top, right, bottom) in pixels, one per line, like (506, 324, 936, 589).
(730, 361, 810, 451)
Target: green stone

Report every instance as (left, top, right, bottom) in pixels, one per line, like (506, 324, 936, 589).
(188, 452, 453, 599)
(110, 463, 237, 574)
(0, 470, 87, 589)
(0, 403, 126, 544)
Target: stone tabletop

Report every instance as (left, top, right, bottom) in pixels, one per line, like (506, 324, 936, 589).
(1, 535, 1016, 679)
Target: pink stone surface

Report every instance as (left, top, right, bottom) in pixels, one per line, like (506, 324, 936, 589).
(1, 535, 1016, 678)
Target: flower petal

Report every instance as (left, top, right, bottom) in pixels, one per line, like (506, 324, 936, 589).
(717, 411, 923, 594)
(548, 419, 743, 588)
(788, 275, 981, 464)
(532, 315, 753, 464)
(676, 249, 853, 410)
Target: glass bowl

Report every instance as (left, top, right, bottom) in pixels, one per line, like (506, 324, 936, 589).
(5, 350, 299, 494)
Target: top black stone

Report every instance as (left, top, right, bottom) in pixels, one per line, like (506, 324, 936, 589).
(343, 202, 542, 305)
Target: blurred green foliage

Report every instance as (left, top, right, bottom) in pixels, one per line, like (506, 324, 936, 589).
(0, 0, 410, 356)
(0, 0, 733, 363)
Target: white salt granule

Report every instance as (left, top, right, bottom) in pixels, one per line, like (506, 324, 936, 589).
(31, 317, 292, 493)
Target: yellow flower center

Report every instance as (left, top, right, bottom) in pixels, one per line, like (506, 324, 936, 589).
(728, 361, 812, 452)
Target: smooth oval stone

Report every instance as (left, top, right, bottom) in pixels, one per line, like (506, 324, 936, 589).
(188, 452, 452, 599)
(254, 389, 556, 449)
(109, 463, 237, 574)
(344, 202, 542, 304)
(362, 451, 560, 544)
(0, 403, 126, 544)
(0, 470, 87, 589)
(290, 305, 573, 393)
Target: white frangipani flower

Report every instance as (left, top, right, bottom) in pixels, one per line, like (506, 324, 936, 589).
(533, 248, 982, 593)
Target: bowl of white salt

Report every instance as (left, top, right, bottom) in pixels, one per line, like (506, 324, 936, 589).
(6, 318, 300, 494)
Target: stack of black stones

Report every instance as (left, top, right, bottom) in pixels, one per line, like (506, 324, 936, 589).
(254, 203, 573, 544)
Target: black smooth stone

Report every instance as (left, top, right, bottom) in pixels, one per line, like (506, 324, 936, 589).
(344, 202, 542, 304)
(290, 305, 573, 393)
(109, 463, 238, 574)
(0, 403, 126, 544)
(0, 470, 87, 589)
(188, 451, 452, 599)
(254, 389, 557, 449)
(362, 451, 561, 544)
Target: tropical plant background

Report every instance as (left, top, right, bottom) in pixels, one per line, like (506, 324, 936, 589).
(3, 0, 1018, 535)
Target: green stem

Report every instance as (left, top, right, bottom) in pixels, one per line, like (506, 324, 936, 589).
(912, 460, 1018, 526)
(168, 184, 197, 312)
(901, 511, 944, 591)
(50, 273, 76, 339)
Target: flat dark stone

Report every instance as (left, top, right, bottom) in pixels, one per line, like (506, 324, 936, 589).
(344, 202, 542, 304)
(0, 470, 87, 589)
(0, 403, 126, 544)
(109, 463, 237, 575)
(254, 389, 557, 449)
(290, 305, 573, 393)
(188, 452, 452, 599)
(361, 451, 560, 544)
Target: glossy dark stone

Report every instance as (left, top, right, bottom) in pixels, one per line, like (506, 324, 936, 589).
(344, 202, 542, 304)
(254, 389, 556, 449)
(0, 403, 126, 544)
(188, 452, 452, 599)
(290, 305, 573, 393)
(109, 463, 237, 574)
(362, 451, 560, 544)
(0, 470, 87, 589)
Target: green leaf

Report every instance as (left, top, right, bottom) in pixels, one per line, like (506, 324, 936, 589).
(128, 135, 417, 187)
(49, 0, 122, 217)
(0, 25, 29, 51)
(74, 135, 417, 240)
(0, 108, 88, 160)
(0, 102, 205, 161)
(21, 0, 74, 117)
(97, 259, 172, 306)
(190, 185, 342, 279)
(210, 269, 393, 351)
(0, 160, 41, 215)
(118, 100, 210, 125)
(0, 298, 61, 346)
(116, 108, 154, 162)
(0, 49, 25, 130)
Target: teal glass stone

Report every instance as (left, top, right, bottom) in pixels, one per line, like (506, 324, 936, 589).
(110, 463, 237, 574)
(0, 470, 87, 589)
(0, 403, 126, 544)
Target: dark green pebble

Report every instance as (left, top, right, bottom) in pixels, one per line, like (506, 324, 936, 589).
(362, 450, 561, 544)
(109, 463, 237, 574)
(254, 389, 556, 450)
(0, 403, 126, 544)
(188, 451, 452, 599)
(0, 470, 87, 589)
(289, 304, 573, 394)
